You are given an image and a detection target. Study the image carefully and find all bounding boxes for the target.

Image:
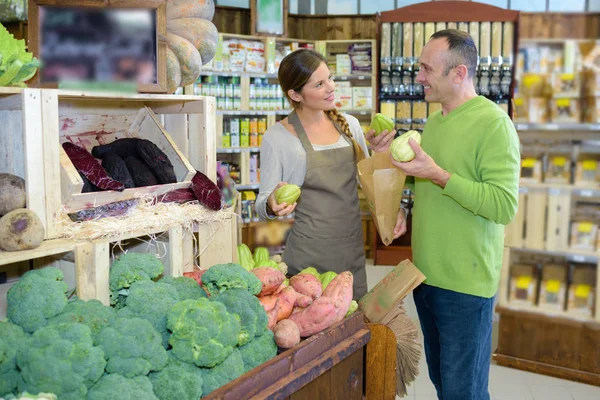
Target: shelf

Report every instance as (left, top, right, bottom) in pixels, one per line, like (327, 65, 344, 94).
(217, 110, 290, 116)
(515, 123, 600, 131)
(242, 218, 295, 227)
(341, 109, 373, 116)
(332, 74, 373, 81)
(519, 183, 600, 198)
(509, 246, 599, 264)
(199, 71, 278, 79)
(0, 239, 77, 267)
(519, 38, 595, 45)
(217, 147, 260, 154)
(236, 184, 260, 190)
(496, 304, 596, 323)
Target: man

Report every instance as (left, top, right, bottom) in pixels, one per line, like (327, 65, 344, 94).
(368, 29, 520, 399)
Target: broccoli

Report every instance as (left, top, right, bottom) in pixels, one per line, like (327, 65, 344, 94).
(211, 288, 269, 346)
(109, 252, 165, 309)
(148, 352, 203, 400)
(201, 263, 262, 296)
(7, 267, 68, 333)
(96, 317, 168, 378)
(117, 280, 180, 348)
(167, 298, 240, 368)
(3, 392, 57, 400)
(87, 374, 158, 400)
(159, 275, 207, 301)
(16, 322, 106, 400)
(238, 329, 278, 374)
(0, 321, 27, 397)
(200, 348, 245, 396)
(47, 299, 117, 345)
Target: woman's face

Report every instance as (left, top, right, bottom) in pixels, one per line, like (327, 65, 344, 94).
(292, 62, 335, 110)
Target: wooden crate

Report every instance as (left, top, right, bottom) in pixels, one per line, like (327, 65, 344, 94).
(524, 187, 548, 250)
(203, 312, 389, 400)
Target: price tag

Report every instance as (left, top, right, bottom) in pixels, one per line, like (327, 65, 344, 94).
(553, 156, 567, 167)
(545, 124, 559, 130)
(522, 158, 537, 168)
(572, 255, 586, 263)
(582, 160, 597, 171)
(577, 222, 594, 233)
(546, 279, 561, 293)
(516, 276, 532, 290)
(341, 76, 348, 80)
(579, 190, 594, 198)
(575, 284, 591, 298)
(358, 75, 366, 80)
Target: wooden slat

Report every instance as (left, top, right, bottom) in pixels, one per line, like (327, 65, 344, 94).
(22, 89, 48, 235)
(213, 6, 251, 36)
(40, 90, 61, 239)
(497, 247, 511, 307)
(74, 241, 109, 304)
(168, 225, 183, 277)
(0, 239, 76, 266)
(290, 369, 331, 400)
(162, 114, 189, 157)
(494, 354, 600, 386)
(0, 110, 24, 178)
(327, 349, 364, 400)
(189, 96, 216, 181)
(365, 324, 397, 400)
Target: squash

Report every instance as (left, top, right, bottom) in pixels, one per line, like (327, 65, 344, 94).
(167, 32, 203, 87)
(166, 0, 215, 21)
(166, 47, 182, 94)
(167, 18, 218, 65)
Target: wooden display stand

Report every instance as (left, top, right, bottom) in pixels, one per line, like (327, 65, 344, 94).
(0, 88, 237, 314)
(204, 312, 397, 400)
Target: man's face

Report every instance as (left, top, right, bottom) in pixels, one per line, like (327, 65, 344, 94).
(415, 38, 456, 104)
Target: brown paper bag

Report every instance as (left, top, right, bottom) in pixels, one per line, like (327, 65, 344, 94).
(357, 151, 406, 245)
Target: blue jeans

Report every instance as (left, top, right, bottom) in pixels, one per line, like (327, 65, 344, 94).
(413, 283, 494, 400)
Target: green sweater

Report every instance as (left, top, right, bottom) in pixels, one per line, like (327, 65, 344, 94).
(409, 96, 520, 298)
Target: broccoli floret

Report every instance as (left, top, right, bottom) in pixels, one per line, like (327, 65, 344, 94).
(211, 288, 269, 346)
(118, 280, 180, 348)
(47, 299, 117, 345)
(167, 298, 240, 368)
(4, 392, 57, 400)
(7, 267, 68, 333)
(200, 348, 244, 396)
(159, 276, 207, 301)
(201, 263, 262, 296)
(109, 252, 165, 309)
(16, 322, 106, 400)
(148, 352, 203, 400)
(238, 329, 278, 373)
(0, 321, 27, 397)
(87, 374, 158, 400)
(96, 317, 168, 378)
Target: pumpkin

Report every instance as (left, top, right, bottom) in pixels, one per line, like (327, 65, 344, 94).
(165, 0, 218, 93)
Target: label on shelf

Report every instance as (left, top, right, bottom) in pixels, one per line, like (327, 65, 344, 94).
(553, 156, 567, 167)
(516, 276, 532, 290)
(521, 158, 537, 168)
(546, 279, 561, 293)
(575, 284, 592, 298)
(582, 160, 597, 171)
(577, 222, 594, 233)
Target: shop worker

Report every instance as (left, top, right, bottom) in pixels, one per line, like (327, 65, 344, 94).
(256, 49, 393, 299)
(367, 29, 520, 400)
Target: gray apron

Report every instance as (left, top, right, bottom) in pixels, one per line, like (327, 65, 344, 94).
(282, 111, 367, 299)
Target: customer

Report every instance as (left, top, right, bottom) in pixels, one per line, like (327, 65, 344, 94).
(368, 29, 520, 399)
(256, 49, 393, 299)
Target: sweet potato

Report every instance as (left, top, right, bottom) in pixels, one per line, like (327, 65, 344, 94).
(289, 297, 344, 337)
(295, 293, 313, 308)
(258, 294, 278, 313)
(291, 306, 305, 315)
(322, 271, 354, 321)
(290, 273, 322, 300)
(273, 319, 301, 349)
(274, 281, 287, 294)
(276, 286, 298, 321)
(267, 302, 279, 331)
(252, 267, 286, 296)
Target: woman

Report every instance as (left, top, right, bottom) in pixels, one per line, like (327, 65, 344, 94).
(256, 49, 392, 299)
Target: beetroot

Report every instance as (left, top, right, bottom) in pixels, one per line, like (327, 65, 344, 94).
(62, 142, 125, 191)
(190, 171, 222, 211)
(155, 188, 196, 204)
(91, 138, 141, 159)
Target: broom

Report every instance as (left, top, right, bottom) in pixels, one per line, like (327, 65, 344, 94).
(380, 301, 422, 397)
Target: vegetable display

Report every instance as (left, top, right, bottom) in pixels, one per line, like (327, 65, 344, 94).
(0, 23, 41, 87)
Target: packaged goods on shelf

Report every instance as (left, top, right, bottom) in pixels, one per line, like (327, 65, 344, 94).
(336, 54, 352, 75)
(583, 96, 600, 123)
(575, 157, 600, 185)
(545, 153, 572, 184)
(513, 97, 549, 123)
(551, 72, 581, 96)
(352, 87, 372, 110)
(550, 97, 581, 123)
(537, 264, 568, 311)
(520, 154, 543, 184)
(348, 42, 372, 74)
(570, 221, 598, 251)
(509, 264, 539, 307)
(334, 85, 353, 110)
(567, 265, 596, 317)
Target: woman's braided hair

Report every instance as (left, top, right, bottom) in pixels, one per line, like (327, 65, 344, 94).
(278, 49, 366, 161)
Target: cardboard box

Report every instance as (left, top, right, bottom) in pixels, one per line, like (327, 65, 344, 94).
(352, 87, 372, 110)
(514, 97, 549, 123)
(570, 221, 598, 251)
(567, 266, 596, 317)
(537, 264, 568, 311)
(336, 54, 352, 75)
(334, 87, 353, 110)
(550, 97, 581, 123)
(359, 259, 425, 323)
(509, 264, 538, 306)
(574, 158, 600, 185)
(520, 156, 543, 184)
(544, 155, 571, 184)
